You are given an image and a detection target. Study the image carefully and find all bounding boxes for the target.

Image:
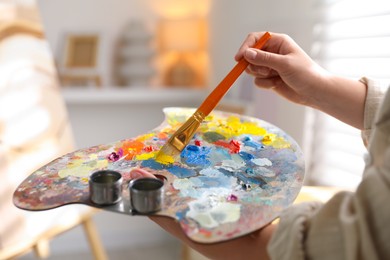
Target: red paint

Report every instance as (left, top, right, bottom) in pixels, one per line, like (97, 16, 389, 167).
(43, 179, 53, 185)
(143, 145, 154, 152)
(229, 140, 241, 153)
(214, 140, 230, 149)
(194, 140, 202, 146)
(214, 139, 241, 153)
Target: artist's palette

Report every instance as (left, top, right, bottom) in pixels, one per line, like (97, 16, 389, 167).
(14, 107, 304, 243)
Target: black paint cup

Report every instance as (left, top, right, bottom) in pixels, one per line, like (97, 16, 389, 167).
(89, 170, 122, 205)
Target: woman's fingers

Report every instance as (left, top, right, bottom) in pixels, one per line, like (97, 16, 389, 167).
(244, 48, 285, 73)
(246, 64, 278, 78)
(129, 168, 156, 179)
(235, 32, 263, 61)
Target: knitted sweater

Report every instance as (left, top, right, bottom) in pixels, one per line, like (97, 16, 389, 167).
(268, 77, 390, 260)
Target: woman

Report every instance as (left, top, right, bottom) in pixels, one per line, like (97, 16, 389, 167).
(131, 32, 390, 260)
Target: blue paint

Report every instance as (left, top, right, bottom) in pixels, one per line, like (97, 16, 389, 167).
(239, 151, 255, 161)
(243, 139, 264, 150)
(68, 180, 86, 190)
(175, 209, 188, 220)
(208, 147, 231, 164)
(141, 159, 167, 170)
(242, 136, 252, 142)
(252, 166, 275, 178)
(186, 144, 200, 152)
(236, 172, 267, 188)
(218, 167, 235, 177)
(181, 145, 211, 167)
(200, 168, 221, 177)
(196, 175, 232, 189)
(245, 168, 254, 175)
(168, 165, 197, 178)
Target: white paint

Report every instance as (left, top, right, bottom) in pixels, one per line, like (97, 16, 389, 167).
(252, 158, 273, 167)
(187, 196, 241, 229)
(220, 159, 245, 171)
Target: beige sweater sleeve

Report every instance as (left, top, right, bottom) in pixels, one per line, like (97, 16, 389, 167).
(267, 79, 390, 260)
(360, 77, 388, 144)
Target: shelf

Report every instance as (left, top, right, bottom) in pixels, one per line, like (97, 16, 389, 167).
(61, 87, 207, 104)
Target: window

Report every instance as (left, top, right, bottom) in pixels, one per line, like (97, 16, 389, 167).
(304, 0, 390, 188)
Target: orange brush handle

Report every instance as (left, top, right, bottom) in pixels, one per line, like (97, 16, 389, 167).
(197, 32, 271, 116)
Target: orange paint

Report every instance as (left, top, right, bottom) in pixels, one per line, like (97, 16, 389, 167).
(122, 139, 145, 160)
(199, 228, 212, 237)
(157, 132, 169, 139)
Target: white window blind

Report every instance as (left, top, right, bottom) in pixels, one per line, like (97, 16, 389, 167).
(304, 0, 390, 188)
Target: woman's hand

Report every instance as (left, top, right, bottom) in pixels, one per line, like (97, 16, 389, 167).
(235, 32, 328, 108)
(129, 168, 156, 179)
(235, 32, 367, 129)
(129, 168, 274, 260)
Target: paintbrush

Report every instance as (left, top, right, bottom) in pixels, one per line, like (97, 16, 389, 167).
(156, 32, 272, 163)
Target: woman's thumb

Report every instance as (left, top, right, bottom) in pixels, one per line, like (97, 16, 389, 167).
(244, 48, 281, 69)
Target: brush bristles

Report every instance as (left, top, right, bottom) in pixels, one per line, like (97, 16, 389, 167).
(159, 142, 181, 157)
(155, 143, 181, 164)
(155, 111, 205, 164)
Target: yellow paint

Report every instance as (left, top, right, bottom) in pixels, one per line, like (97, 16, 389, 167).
(59, 165, 93, 178)
(136, 151, 157, 160)
(262, 134, 275, 145)
(241, 122, 268, 136)
(96, 160, 108, 169)
(262, 133, 291, 149)
(35, 170, 45, 175)
(269, 137, 291, 149)
(155, 152, 175, 165)
(205, 115, 267, 139)
(67, 159, 84, 168)
(74, 151, 85, 158)
(204, 115, 291, 149)
(58, 158, 108, 178)
(137, 133, 155, 142)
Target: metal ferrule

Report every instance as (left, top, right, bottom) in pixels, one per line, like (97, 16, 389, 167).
(168, 110, 205, 152)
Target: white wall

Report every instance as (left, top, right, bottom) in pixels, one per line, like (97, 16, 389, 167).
(208, 0, 315, 146)
(36, 0, 316, 255)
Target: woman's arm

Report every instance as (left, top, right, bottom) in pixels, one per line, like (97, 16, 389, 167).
(150, 215, 276, 260)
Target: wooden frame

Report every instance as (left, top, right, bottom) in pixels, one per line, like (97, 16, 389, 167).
(0, 20, 44, 42)
(0, 209, 107, 260)
(64, 34, 99, 68)
(60, 33, 102, 87)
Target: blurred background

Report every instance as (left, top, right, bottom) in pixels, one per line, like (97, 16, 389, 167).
(1, 0, 389, 259)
